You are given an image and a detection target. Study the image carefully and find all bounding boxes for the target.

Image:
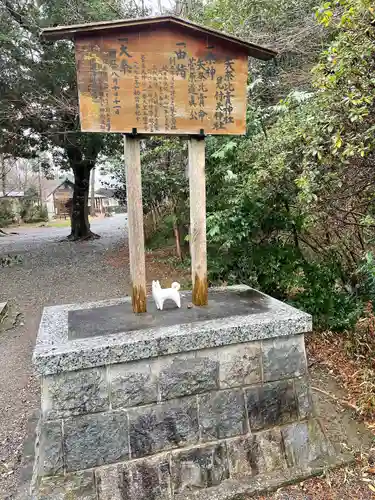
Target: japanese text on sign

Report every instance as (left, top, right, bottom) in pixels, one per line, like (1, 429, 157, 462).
(75, 29, 247, 134)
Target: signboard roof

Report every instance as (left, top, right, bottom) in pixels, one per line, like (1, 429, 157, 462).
(41, 15, 277, 61)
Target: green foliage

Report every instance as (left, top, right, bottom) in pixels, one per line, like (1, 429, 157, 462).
(357, 252, 375, 301)
(290, 262, 363, 331)
(189, 0, 327, 100)
(112, 137, 189, 255)
(201, 0, 375, 331)
(145, 215, 176, 250)
(21, 204, 48, 224)
(0, 200, 15, 227)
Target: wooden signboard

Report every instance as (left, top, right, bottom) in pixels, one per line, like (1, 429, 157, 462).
(43, 16, 276, 313)
(75, 27, 248, 135)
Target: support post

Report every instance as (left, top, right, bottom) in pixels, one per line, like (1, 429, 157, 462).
(124, 135, 147, 313)
(188, 136, 208, 306)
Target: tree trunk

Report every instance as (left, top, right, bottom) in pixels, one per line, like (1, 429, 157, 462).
(0, 154, 6, 194)
(38, 165, 42, 207)
(173, 220, 183, 261)
(90, 167, 96, 217)
(69, 164, 99, 240)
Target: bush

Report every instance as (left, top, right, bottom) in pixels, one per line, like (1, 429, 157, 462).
(0, 199, 15, 227)
(21, 204, 48, 223)
(145, 214, 175, 250)
(289, 261, 363, 332)
(207, 236, 364, 332)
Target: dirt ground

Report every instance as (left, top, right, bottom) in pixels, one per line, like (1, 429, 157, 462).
(0, 222, 374, 499)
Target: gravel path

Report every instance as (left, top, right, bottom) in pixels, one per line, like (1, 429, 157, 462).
(0, 215, 130, 499)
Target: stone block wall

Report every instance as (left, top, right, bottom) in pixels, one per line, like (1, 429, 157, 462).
(34, 333, 334, 499)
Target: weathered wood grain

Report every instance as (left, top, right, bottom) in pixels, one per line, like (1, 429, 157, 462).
(75, 25, 248, 135)
(189, 137, 208, 306)
(124, 135, 147, 313)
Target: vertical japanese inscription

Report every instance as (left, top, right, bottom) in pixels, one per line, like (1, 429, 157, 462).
(86, 44, 100, 101)
(205, 48, 217, 80)
(214, 75, 225, 130)
(100, 74, 110, 132)
(147, 64, 154, 132)
(133, 61, 141, 123)
(188, 56, 197, 120)
(141, 54, 148, 131)
(214, 56, 236, 129)
(169, 50, 177, 130)
(196, 53, 209, 122)
(84, 43, 110, 131)
(162, 65, 170, 130)
(108, 47, 121, 118)
(223, 57, 235, 125)
(152, 64, 159, 132)
(175, 42, 187, 79)
(188, 46, 214, 122)
(119, 37, 133, 75)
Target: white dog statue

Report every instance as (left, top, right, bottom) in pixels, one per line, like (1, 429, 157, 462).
(152, 280, 181, 311)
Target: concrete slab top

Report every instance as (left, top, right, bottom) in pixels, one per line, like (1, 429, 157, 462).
(68, 288, 269, 341)
(33, 286, 312, 376)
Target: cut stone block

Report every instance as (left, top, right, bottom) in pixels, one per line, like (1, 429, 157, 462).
(128, 396, 199, 458)
(227, 428, 287, 478)
(35, 419, 63, 477)
(262, 335, 307, 382)
(96, 457, 171, 500)
(198, 389, 247, 441)
(246, 379, 298, 431)
(64, 411, 129, 472)
(158, 353, 219, 400)
(281, 419, 334, 467)
(37, 471, 96, 500)
(109, 361, 157, 409)
(172, 454, 353, 500)
(95, 465, 123, 500)
(217, 342, 261, 389)
(123, 456, 171, 500)
(295, 377, 314, 419)
(42, 367, 108, 419)
(172, 442, 229, 493)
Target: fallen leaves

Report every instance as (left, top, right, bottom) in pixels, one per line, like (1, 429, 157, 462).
(307, 331, 375, 427)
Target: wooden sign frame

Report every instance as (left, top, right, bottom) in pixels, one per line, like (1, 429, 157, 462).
(74, 26, 249, 136)
(42, 16, 276, 313)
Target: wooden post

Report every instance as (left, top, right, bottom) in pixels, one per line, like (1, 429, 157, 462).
(188, 136, 208, 306)
(124, 135, 147, 313)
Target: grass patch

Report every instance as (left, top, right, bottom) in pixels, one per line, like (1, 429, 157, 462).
(9, 216, 99, 230)
(45, 219, 71, 228)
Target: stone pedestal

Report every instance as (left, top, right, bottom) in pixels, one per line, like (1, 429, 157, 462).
(32, 286, 344, 499)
